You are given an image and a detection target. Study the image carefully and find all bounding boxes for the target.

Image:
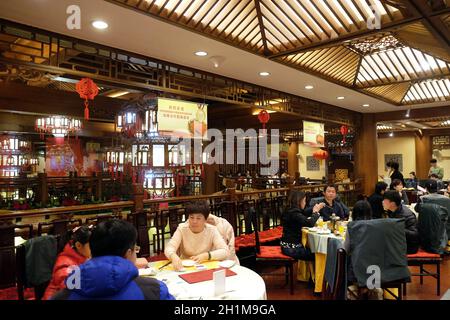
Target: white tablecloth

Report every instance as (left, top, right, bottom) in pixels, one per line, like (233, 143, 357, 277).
(307, 231, 344, 254)
(147, 262, 266, 300)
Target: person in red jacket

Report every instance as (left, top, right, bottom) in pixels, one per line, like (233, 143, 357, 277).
(43, 225, 91, 300)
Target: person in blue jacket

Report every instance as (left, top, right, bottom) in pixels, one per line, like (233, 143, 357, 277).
(52, 219, 175, 300)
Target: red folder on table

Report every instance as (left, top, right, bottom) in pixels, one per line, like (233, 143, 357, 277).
(178, 268, 237, 284)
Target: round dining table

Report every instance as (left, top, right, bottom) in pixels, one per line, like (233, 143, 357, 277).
(142, 260, 267, 300)
(297, 228, 344, 293)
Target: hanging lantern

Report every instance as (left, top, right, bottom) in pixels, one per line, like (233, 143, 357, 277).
(258, 110, 270, 130)
(313, 149, 329, 160)
(76, 78, 99, 120)
(34, 116, 82, 138)
(340, 125, 349, 144)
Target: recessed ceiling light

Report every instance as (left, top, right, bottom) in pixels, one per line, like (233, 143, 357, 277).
(305, 85, 314, 90)
(259, 71, 270, 76)
(337, 96, 345, 100)
(92, 20, 108, 30)
(422, 127, 427, 129)
(362, 104, 370, 107)
(195, 51, 208, 56)
(405, 122, 411, 124)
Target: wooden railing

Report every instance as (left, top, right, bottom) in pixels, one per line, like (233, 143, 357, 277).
(0, 180, 362, 226)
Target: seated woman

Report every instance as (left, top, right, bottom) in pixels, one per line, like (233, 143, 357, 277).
(165, 201, 229, 271)
(391, 179, 409, 205)
(43, 225, 92, 300)
(280, 191, 322, 260)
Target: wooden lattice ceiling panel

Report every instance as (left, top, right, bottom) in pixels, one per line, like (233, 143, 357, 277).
(278, 45, 360, 85)
(403, 78, 450, 104)
(394, 21, 450, 62)
(108, 0, 405, 55)
(363, 82, 410, 104)
(355, 46, 450, 88)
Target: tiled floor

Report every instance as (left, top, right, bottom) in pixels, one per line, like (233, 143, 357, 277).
(265, 255, 450, 300)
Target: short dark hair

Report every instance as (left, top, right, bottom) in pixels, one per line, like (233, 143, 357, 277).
(323, 184, 337, 193)
(409, 171, 416, 177)
(425, 179, 438, 193)
(352, 200, 372, 221)
(430, 159, 437, 164)
(390, 162, 399, 170)
(185, 200, 210, 219)
(90, 220, 137, 258)
(72, 226, 91, 245)
(430, 173, 439, 179)
(375, 182, 388, 194)
(391, 179, 403, 188)
(288, 190, 306, 209)
(383, 190, 402, 207)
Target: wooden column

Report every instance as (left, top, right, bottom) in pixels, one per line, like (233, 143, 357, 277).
(18, 172, 27, 199)
(415, 131, 432, 179)
(36, 172, 48, 206)
(288, 142, 298, 178)
(132, 183, 144, 212)
(354, 114, 378, 196)
(203, 163, 218, 195)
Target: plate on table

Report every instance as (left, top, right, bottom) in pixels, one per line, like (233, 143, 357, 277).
(138, 268, 157, 276)
(307, 227, 318, 232)
(218, 260, 236, 269)
(182, 259, 196, 267)
(316, 229, 331, 235)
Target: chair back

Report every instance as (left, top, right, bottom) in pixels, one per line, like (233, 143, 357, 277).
(323, 241, 347, 300)
(348, 218, 411, 286)
(129, 210, 151, 257)
(16, 235, 58, 300)
(0, 224, 33, 291)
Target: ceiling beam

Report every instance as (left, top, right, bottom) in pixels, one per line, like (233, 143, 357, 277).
(374, 105, 450, 122)
(254, 0, 271, 56)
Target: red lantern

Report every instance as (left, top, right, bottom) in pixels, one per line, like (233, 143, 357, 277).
(258, 110, 270, 130)
(340, 125, 349, 144)
(313, 149, 328, 160)
(76, 78, 99, 120)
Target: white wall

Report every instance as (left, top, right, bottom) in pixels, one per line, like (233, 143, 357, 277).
(377, 136, 416, 178)
(297, 143, 326, 179)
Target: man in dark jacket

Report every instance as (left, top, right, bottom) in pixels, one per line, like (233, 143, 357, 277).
(368, 181, 388, 219)
(421, 179, 450, 238)
(52, 220, 174, 300)
(383, 191, 419, 254)
(305, 184, 349, 221)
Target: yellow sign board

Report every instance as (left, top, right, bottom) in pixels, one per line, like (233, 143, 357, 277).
(157, 98, 208, 138)
(303, 121, 325, 147)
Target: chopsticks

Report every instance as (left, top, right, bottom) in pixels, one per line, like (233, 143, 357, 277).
(158, 261, 172, 270)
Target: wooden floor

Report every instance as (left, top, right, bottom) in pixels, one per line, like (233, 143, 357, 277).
(265, 255, 450, 300)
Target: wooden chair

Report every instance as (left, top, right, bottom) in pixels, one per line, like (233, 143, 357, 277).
(404, 249, 442, 296)
(253, 210, 295, 295)
(322, 248, 347, 300)
(37, 219, 82, 253)
(85, 214, 118, 225)
(128, 210, 151, 258)
(0, 224, 33, 297)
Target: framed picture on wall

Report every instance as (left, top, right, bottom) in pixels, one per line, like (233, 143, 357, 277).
(306, 156, 320, 171)
(385, 154, 403, 172)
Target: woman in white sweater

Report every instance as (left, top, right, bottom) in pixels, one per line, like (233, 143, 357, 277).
(164, 201, 229, 271)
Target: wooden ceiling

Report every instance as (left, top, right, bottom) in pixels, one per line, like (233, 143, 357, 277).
(107, 0, 450, 106)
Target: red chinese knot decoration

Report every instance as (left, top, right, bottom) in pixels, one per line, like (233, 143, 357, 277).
(340, 125, 349, 144)
(76, 78, 99, 120)
(313, 149, 328, 160)
(258, 110, 270, 130)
